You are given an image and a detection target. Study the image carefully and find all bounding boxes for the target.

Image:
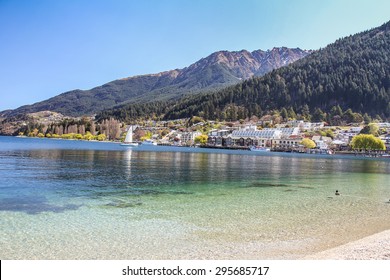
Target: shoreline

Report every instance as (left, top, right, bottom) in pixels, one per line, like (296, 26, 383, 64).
(303, 230, 390, 260)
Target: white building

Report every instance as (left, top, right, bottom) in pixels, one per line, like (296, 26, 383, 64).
(179, 131, 202, 144)
(298, 121, 325, 131)
(335, 127, 362, 143)
(231, 129, 282, 139)
(263, 127, 300, 138)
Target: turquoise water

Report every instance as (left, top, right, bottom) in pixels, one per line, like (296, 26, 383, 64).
(1, 136, 390, 259)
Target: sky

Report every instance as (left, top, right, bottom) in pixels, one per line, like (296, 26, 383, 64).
(1, 0, 390, 111)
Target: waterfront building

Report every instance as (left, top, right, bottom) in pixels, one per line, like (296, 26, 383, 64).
(207, 126, 301, 148)
(179, 131, 202, 145)
(272, 136, 303, 151)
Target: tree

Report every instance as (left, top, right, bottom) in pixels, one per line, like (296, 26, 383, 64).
(301, 138, 316, 149)
(28, 128, 39, 137)
(84, 131, 94, 141)
(187, 116, 204, 126)
(330, 105, 343, 117)
(280, 107, 289, 120)
(301, 104, 311, 121)
(324, 129, 335, 139)
(363, 113, 372, 124)
(90, 121, 96, 135)
(343, 109, 355, 123)
(97, 134, 106, 141)
(350, 134, 385, 151)
(287, 107, 297, 119)
(194, 134, 208, 145)
(312, 108, 326, 122)
(74, 134, 83, 140)
(360, 123, 379, 136)
(140, 131, 152, 141)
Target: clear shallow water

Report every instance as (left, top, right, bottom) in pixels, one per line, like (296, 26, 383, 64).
(0, 136, 390, 259)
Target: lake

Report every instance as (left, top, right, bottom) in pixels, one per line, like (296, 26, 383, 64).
(1, 136, 389, 259)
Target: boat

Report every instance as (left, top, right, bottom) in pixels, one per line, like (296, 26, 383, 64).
(120, 125, 138, 147)
(249, 146, 270, 152)
(141, 139, 157, 146)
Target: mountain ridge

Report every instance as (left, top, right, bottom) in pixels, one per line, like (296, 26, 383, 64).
(1, 47, 311, 118)
(161, 20, 390, 121)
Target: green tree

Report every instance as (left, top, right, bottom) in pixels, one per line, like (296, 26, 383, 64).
(360, 123, 379, 136)
(330, 105, 343, 117)
(312, 108, 326, 122)
(301, 104, 311, 121)
(188, 116, 204, 126)
(287, 107, 297, 119)
(350, 134, 385, 151)
(363, 113, 372, 124)
(325, 129, 335, 139)
(280, 107, 289, 120)
(343, 109, 355, 123)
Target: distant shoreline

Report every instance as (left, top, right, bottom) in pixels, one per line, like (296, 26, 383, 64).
(4, 135, 390, 160)
(15, 135, 120, 144)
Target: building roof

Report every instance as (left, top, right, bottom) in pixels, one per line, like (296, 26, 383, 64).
(231, 129, 281, 139)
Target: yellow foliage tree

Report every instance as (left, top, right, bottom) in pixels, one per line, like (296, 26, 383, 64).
(301, 138, 316, 149)
(194, 134, 208, 145)
(97, 134, 106, 141)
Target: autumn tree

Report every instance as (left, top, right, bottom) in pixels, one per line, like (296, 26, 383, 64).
(301, 138, 316, 149)
(194, 134, 208, 145)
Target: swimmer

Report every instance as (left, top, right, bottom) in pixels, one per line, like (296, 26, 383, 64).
(335, 190, 340, 195)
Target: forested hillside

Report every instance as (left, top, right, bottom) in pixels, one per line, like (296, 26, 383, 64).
(163, 21, 390, 122)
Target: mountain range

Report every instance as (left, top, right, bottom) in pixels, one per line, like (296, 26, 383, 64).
(159, 20, 390, 122)
(2, 20, 390, 135)
(1, 47, 310, 118)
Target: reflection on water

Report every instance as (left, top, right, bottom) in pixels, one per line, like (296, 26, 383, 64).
(1, 141, 390, 209)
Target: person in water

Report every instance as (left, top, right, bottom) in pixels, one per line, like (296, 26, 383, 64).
(335, 190, 340, 195)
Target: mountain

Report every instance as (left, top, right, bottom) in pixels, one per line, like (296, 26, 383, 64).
(163, 21, 390, 121)
(2, 47, 310, 118)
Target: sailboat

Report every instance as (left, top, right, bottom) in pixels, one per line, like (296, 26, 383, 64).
(120, 125, 138, 147)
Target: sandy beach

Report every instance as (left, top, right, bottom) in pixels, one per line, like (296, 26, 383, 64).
(304, 230, 390, 260)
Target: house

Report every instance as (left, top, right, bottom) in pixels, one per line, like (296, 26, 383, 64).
(383, 134, 390, 151)
(298, 121, 325, 131)
(312, 135, 332, 149)
(335, 127, 362, 143)
(208, 129, 230, 137)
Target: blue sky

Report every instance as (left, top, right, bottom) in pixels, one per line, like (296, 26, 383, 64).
(1, 0, 389, 111)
